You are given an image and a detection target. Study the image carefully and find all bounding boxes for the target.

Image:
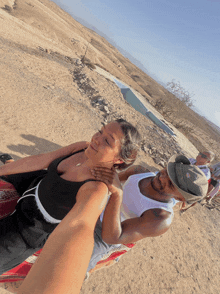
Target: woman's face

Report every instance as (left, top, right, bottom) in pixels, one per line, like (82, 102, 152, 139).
(86, 121, 124, 165)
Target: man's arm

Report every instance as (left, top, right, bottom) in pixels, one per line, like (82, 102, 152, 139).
(102, 193, 172, 245)
(0, 141, 88, 177)
(91, 166, 169, 245)
(118, 165, 151, 182)
(17, 181, 108, 294)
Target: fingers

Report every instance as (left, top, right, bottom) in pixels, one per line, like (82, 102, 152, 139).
(91, 169, 114, 178)
(91, 166, 115, 174)
(91, 167, 116, 180)
(91, 171, 114, 184)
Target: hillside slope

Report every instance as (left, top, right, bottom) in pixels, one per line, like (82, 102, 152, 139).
(0, 1, 220, 294)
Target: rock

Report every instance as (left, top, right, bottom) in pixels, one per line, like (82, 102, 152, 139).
(71, 38, 79, 43)
(157, 150, 164, 156)
(75, 59, 82, 66)
(141, 145, 148, 153)
(154, 157, 163, 165)
(158, 161, 166, 168)
(103, 105, 110, 114)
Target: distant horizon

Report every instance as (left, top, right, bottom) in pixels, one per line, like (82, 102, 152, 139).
(52, 0, 220, 128)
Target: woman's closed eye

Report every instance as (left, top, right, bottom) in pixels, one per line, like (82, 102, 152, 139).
(105, 139, 110, 146)
(98, 130, 110, 146)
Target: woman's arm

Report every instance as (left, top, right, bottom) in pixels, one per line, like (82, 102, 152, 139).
(0, 141, 88, 177)
(90, 167, 124, 243)
(17, 181, 108, 294)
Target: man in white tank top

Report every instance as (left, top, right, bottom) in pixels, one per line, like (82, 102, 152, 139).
(91, 154, 208, 245)
(86, 154, 208, 274)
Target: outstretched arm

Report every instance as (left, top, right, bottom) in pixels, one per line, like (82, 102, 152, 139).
(17, 181, 108, 294)
(0, 141, 88, 177)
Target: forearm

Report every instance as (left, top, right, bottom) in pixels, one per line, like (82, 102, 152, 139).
(0, 141, 88, 177)
(18, 221, 94, 294)
(101, 191, 123, 244)
(0, 154, 47, 177)
(119, 165, 150, 182)
(17, 199, 100, 294)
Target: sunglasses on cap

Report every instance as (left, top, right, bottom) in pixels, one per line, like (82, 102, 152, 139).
(199, 152, 209, 159)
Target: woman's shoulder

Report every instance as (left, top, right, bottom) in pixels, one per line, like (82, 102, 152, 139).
(76, 179, 109, 212)
(80, 179, 108, 194)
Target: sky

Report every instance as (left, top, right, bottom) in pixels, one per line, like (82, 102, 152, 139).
(53, 0, 220, 127)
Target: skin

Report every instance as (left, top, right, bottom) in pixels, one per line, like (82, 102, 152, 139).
(0, 122, 124, 180)
(0, 121, 126, 292)
(195, 152, 211, 166)
(17, 180, 108, 294)
(91, 166, 185, 244)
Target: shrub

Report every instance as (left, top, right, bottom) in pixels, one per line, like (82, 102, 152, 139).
(81, 57, 96, 70)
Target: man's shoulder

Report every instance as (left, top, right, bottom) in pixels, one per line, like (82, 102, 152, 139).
(142, 208, 172, 221)
(133, 165, 151, 174)
(130, 169, 156, 179)
(139, 208, 173, 237)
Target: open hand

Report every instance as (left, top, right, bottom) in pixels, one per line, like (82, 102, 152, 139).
(90, 166, 123, 195)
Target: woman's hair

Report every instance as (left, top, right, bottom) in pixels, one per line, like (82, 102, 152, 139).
(113, 118, 141, 170)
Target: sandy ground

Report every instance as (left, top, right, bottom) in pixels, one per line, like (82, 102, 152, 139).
(0, 1, 220, 293)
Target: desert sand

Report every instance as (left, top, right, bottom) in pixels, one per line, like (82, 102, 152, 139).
(0, 1, 220, 293)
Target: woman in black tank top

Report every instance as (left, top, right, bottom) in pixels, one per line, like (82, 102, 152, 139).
(0, 119, 141, 275)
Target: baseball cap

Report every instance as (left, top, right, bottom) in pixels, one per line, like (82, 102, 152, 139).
(167, 154, 208, 204)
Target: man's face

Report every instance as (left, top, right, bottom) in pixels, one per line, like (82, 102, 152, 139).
(196, 152, 211, 165)
(151, 169, 185, 202)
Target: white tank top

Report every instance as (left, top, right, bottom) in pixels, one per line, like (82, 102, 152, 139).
(100, 172, 177, 222)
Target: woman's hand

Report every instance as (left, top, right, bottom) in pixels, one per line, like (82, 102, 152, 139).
(91, 167, 123, 196)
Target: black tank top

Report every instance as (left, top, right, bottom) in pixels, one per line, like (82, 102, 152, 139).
(38, 150, 96, 220)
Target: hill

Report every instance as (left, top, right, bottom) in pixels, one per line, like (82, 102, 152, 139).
(0, 1, 220, 293)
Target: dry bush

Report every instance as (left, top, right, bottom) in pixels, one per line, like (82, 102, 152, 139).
(81, 57, 96, 70)
(131, 75, 140, 82)
(1, 5, 12, 12)
(174, 122, 194, 135)
(166, 79, 194, 108)
(94, 64, 109, 73)
(141, 85, 155, 98)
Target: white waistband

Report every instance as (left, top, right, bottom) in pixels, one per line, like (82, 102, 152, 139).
(18, 180, 61, 224)
(35, 180, 61, 224)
